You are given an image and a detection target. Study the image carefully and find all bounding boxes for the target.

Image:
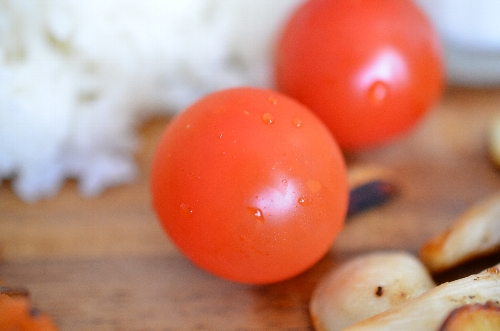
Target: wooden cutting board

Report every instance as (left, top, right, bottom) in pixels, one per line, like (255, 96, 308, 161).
(2, 87, 500, 330)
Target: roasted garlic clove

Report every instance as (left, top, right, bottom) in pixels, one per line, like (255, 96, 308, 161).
(310, 252, 435, 331)
(339, 265, 500, 331)
(419, 192, 500, 273)
(439, 301, 500, 331)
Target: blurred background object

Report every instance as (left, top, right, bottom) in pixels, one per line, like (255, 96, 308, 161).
(0, 0, 301, 202)
(416, 0, 500, 86)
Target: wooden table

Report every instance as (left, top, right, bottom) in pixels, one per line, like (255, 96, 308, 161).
(2, 87, 500, 330)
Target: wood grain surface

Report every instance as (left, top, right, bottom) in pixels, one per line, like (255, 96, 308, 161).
(1, 87, 500, 330)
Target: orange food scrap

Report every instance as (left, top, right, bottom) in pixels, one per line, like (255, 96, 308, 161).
(0, 286, 58, 331)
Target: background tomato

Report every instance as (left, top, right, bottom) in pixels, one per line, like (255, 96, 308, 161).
(151, 87, 348, 284)
(274, 0, 444, 151)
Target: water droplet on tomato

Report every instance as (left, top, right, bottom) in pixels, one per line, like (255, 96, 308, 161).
(293, 118, 303, 128)
(368, 81, 388, 105)
(298, 196, 311, 206)
(262, 113, 275, 124)
(180, 203, 193, 216)
(218, 132, 223, 138)
(268, 96, 278, 105)
(247, 206, 265, 223)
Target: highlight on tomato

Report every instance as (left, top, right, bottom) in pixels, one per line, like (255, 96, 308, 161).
(275, 0, 444, 151)
(151, 87, 348, 284)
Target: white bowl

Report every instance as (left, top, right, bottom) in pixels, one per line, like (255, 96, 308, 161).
(416, 0, 500, 86)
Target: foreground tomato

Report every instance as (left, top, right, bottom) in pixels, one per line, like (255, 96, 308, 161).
(151, 87, 348, 284)
(275, 0, 444, 151)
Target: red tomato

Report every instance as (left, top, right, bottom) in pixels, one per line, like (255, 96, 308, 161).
(275, 0, 444, 151)
(151, 87, 348, 284)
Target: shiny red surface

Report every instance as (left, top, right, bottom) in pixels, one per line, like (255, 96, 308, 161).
(275, 0, 444, 150)
(151, 87, 348, 284)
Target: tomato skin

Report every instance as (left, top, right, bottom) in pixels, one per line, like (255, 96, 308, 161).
(275, 0, 444, 151)
(151, 87, 348, 284)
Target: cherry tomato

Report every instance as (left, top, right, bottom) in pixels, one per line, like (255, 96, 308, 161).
(151, 87, 348, 284)
(275, 0, 444, 151)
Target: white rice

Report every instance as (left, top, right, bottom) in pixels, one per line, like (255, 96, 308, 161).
(0, 0, 302, 201)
